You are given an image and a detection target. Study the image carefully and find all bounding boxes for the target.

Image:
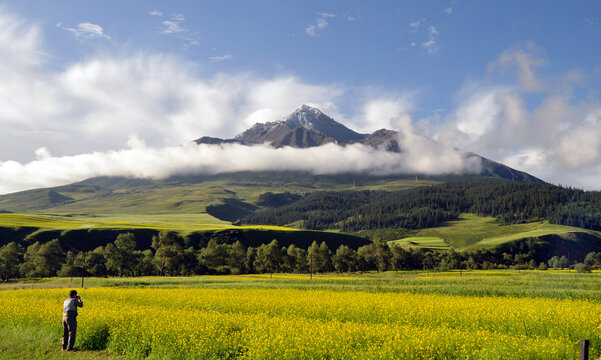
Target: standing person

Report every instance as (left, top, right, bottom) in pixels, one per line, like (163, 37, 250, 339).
(62, 290, 83, 351)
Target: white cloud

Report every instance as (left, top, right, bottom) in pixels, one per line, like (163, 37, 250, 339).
(445, 8, 453, 14)
(305, 12, 354, 37)
(64, 22, 111, 41)
(305, 24, 318, 36)
(409, 18, 424, 33)
(352, 98, 414, 133)
(455, 91, 501, 138)
(148, 10, 163, 17)
(208, 54, 233, 62)
(488, 46, 547, 92)
(0, 136, 482, 195)
(422, 25, 438, 54)
(157, 13, 200, 47)
(160, 20, 184, 34)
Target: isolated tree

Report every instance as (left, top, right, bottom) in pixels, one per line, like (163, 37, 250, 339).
(0, 242, 23, 281)
(152, 231, 185, 276)
(332, 245, 356, 273)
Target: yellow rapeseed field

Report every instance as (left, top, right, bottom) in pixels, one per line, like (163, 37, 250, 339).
(0, 287, 598, 359)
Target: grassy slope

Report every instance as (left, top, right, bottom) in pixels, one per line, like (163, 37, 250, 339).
(0, 213, 295, 231)
(0, 175, 438, 215)
(393, 213, 601, 250)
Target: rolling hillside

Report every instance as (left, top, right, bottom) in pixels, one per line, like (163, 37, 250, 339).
(392, 213, 601, 251)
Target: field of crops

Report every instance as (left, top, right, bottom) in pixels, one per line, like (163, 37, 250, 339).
(1, 272, 600, 359)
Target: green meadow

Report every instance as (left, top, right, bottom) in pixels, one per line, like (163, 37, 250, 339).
(396, 213, 601, 250)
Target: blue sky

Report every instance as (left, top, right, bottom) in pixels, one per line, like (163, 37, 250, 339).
(8, 0, 599, 115)
(0, 1, 601, 192)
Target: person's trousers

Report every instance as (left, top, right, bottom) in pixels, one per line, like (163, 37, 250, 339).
(62, 314, 77, 350)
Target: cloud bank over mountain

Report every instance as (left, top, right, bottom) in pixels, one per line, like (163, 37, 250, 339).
(0, 134, 482, 194)
(0, 8, 601, 192)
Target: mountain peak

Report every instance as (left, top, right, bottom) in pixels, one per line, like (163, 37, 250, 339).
(282, 105, 363, 142)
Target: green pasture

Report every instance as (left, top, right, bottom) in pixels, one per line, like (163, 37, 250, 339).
(3, 270, 601, 300)
(404, 213, 601, 250)
(391, 236, 450, 250)
(0, 175, 437, 215)
(0, 213, 296, 231)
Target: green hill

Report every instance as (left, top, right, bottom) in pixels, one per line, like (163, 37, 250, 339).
(0, 172, 441, 215)
(391, 213, 601, 252)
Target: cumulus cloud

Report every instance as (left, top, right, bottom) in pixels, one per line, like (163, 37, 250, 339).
(0, 136, 482, 195)
(63, 22, 111, 41)
(0, 11, 403, 165)
(434, 46, 601, 189)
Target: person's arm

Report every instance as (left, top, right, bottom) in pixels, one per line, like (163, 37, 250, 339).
(76, 297, 83, 307)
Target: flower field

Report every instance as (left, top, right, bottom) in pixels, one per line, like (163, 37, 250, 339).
(0, 286, 599, 359)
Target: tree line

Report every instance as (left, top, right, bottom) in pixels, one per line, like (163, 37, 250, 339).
(1, 231, 597, 281)
(243, 182, 601, 231)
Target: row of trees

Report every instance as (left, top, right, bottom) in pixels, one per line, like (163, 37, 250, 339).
(0, 231, 595, 281)
(244, 183, 601, 231)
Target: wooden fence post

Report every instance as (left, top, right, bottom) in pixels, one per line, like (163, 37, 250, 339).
(581, 339, 589, 360)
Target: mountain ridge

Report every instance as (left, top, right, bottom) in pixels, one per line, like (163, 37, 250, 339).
(195, 105, 543, 184)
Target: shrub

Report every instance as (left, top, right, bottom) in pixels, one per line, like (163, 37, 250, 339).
(574, 263, 591, 273)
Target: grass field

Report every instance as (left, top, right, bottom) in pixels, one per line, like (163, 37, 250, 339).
(401, 213, 601, 250)
(391, 236, 450, 250)
(0, 213, 294, 232)
(1, 271, 601, 359)
(0, 174, 438, 215)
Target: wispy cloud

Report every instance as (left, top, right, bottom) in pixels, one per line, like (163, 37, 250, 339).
(306, 18, 328, 36)
(157, 13, 200, 47)
(444, 7, 453, 14)
(148, 9, 163, 17)
(305, 12, 355, 37)
(208, 54, 233, 63)
(409, 18, 425, 33)
(160, 14, 186, 34)
(422, 25, 439, 54)
(63, 22, 110, 42)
